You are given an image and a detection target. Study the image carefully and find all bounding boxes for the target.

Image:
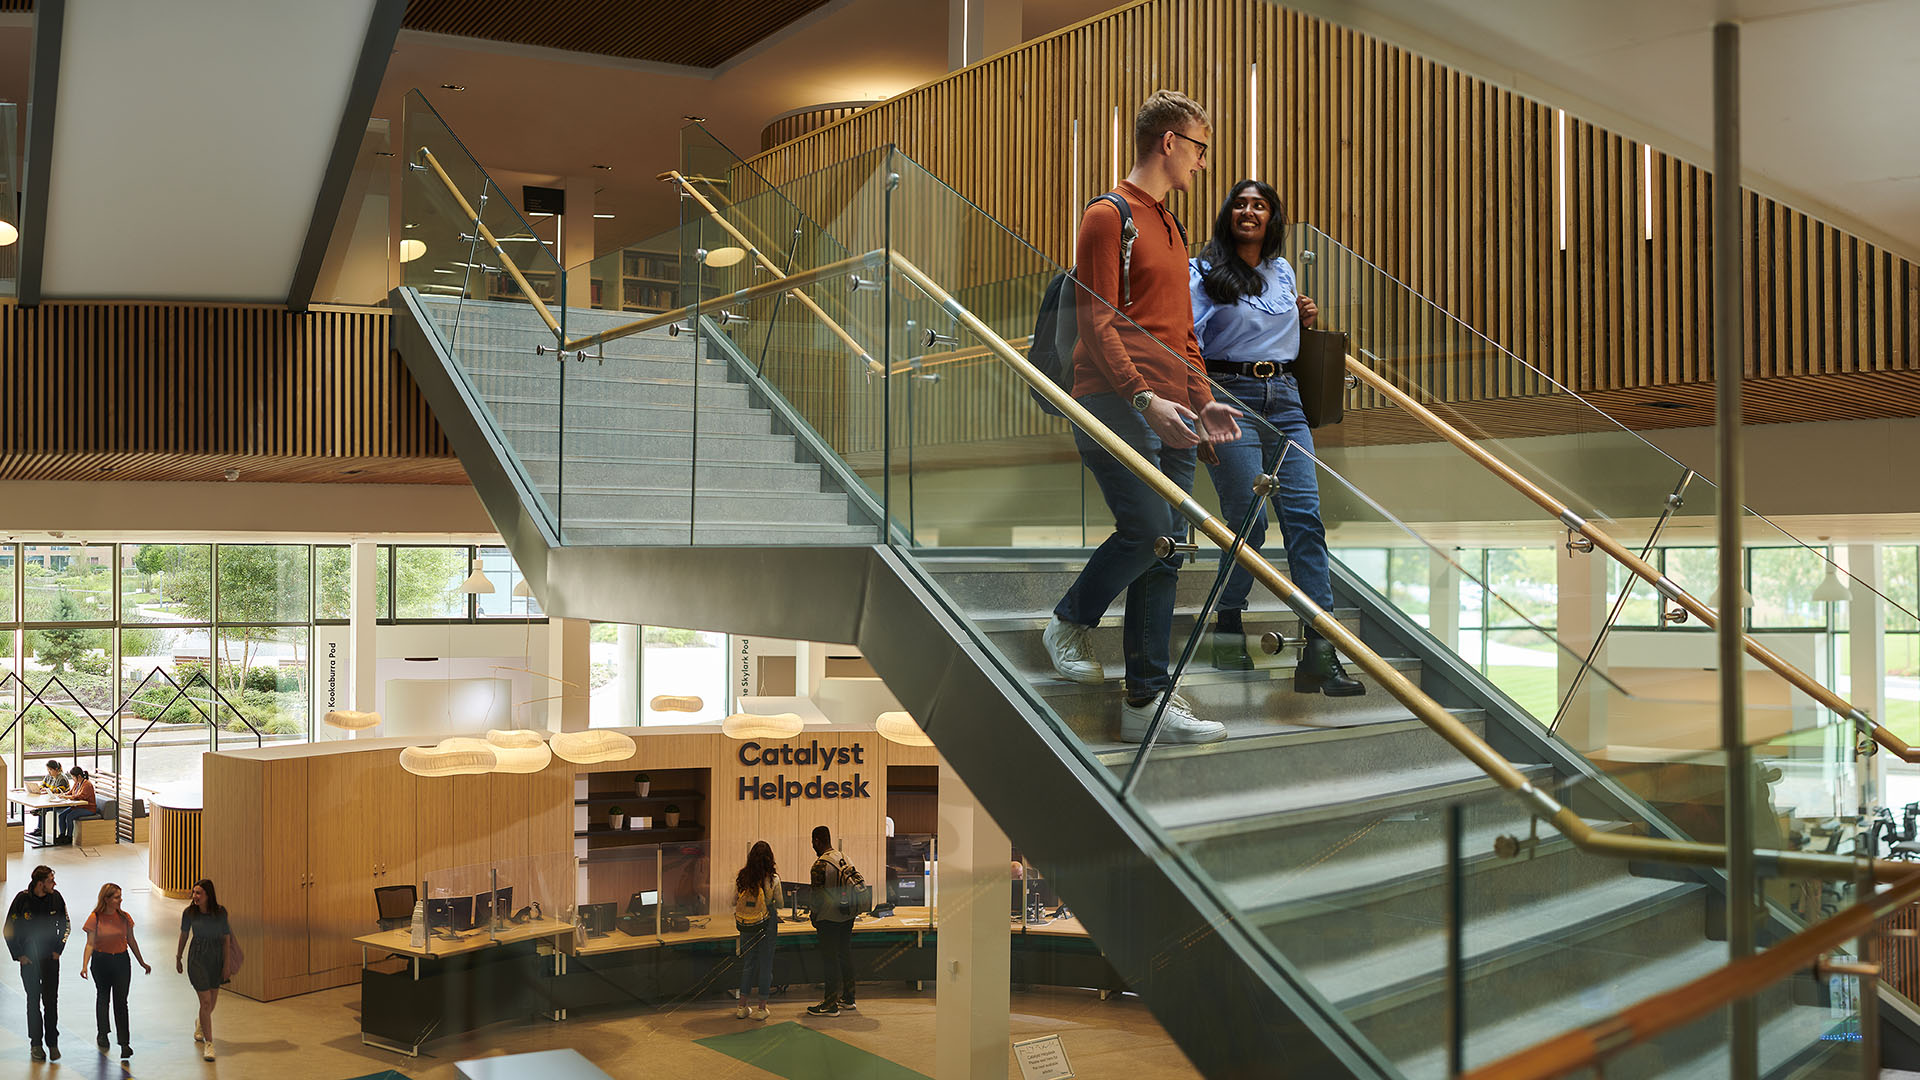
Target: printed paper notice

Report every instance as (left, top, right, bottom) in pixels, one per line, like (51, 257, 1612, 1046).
(1013, 1034, 1074, 1080)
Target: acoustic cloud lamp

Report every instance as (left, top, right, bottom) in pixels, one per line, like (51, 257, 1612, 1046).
(699, 246, 747, 267)
(485, 729, 553, 773)
(323, 709, 382, 731)
(399, 737, 498, 777)
(550, 729, 637, 764)
(399, 238, 427, 262)
(460, 559, 495, 594)
(0, 220, 17, 246)
(875, 710, 933, 747)
(650, 695, 703, 713)
(721, 711, 804, 740)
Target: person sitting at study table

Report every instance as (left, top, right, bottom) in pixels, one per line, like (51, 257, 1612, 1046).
(56, 767, 98, 845)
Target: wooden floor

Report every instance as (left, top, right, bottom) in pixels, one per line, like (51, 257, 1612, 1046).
(1, 840, 1203, 1080)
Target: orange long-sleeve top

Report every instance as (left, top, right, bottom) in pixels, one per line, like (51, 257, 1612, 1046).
(1069, 180, 1213, 410)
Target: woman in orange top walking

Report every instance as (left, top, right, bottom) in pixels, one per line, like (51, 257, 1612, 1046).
(80, 882, 151, 1059)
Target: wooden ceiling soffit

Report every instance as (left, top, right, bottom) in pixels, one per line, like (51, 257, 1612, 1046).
(399, 0, 835, 67)
(0, 453, 468, 485)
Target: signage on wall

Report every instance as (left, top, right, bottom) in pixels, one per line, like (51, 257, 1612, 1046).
(312, 628, 350, 728)
(1013, 1035, 1075, 1079)
(736, 740, 871, 804)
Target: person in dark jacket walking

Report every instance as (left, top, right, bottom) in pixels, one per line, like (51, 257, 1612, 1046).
(5, 864, 72, 1062)
(805, 825, 865, 1017)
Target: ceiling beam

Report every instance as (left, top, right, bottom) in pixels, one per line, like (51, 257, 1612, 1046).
(286, 0, 406, 313)
(15, 0, 63, 307)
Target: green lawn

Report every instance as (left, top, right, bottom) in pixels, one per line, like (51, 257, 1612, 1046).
(1484, 665, 1559, 721)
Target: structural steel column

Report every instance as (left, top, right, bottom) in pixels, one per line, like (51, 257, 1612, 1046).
(1713, 21, 1758, 1075)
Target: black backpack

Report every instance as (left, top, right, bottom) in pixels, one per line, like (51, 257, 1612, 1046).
(1028, 193, 1186, 417)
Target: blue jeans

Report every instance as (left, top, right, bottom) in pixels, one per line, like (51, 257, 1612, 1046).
(736, 918, 775, 1001)
(1204, 373, 1334, 627)
(57, 805, 94, 840)
(1054, 391, 1198, 699)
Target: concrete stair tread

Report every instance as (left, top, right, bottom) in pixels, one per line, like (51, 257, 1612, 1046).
(1388, 940, 1836, 1079)
(483, 392, 761, 414)
(1156, 760, 1550, 837)
(1304, 875, 1700, 1010)
(972, 608, 1359, 632)
(1029, 655, 1419, 694)
(1230, 814, 1622, 919)
(1092, 713, 1484, 765)
(1078, 709, 1451, 757)
(498, 423, 792, 442)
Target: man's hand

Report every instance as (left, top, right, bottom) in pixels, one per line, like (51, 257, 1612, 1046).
(80, 965, 89, 980)
(1141, 395, 1201, 449)
(175, 957, 183, 974)
(139, 959, 152, 975)
(17, 957, 28, 966)
(1297, 293, 1319, 328)
(1196, 401, 1243, 444)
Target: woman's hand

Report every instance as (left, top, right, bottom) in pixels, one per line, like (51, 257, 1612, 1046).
(175, 956, 184, 974)
(140, 959, 152, 975)
(1297, 294, 1318, 327)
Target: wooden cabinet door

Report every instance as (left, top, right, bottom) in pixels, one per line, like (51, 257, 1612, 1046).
(304, 752, 369, 976)
(374, 765, 418, 895)
(416, 772, 490, 889)
(260, 758, 309, 989)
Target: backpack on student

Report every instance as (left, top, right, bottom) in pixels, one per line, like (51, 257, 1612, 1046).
(1027, 193, 1187, 417)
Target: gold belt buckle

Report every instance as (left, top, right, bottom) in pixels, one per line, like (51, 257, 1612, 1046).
(1251, 361, 1276, 378)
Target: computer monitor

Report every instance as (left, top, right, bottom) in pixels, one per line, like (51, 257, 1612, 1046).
(889, 875, 924, 907)
(781, 881, 809, 917)
(626, 889, 659, 914)
(428, 895, 476, 932)
(475, 886, 513, 926)
(579, 901, 617, 935)
(374, 885, 416, 930)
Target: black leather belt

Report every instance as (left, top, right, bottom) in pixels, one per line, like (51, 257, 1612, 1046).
(1205, 358, 1284, 379)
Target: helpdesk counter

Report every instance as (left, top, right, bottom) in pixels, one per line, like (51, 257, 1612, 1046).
(554, 906, 1123, 1016)
(353, 908, 1122, 1054)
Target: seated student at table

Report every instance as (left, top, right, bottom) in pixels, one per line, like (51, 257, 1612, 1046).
(56, 769, 99, 846)
(25, 761, 72, 840)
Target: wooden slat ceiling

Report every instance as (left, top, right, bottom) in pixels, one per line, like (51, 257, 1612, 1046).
(3, 0, 834, 67)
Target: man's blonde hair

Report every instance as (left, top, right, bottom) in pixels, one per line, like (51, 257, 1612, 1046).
(1134, 90, 1211, 158)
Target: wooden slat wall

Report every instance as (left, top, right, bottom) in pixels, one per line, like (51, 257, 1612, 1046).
(0, 302, 460, 482)
(761, 104, 873, 152)
(738, 0, 1920, 425)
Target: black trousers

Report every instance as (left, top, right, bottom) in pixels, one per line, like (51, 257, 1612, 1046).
(20, 955, 59, 1046)
(814, 919, 855, 1004)
(93, 951, 132, 1045)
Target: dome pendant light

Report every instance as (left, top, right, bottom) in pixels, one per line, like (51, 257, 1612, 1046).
(461, 559, 495, 594)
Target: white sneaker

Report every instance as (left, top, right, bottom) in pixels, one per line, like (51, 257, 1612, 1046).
(735, 1003, 750, 1019)
(1043, 616, 1105, 684)
(750, 1003, 770, 1021)
(1119, 692, 1226, 744)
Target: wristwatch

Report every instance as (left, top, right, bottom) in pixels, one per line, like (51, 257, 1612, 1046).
(1130, 389, 1155, 413)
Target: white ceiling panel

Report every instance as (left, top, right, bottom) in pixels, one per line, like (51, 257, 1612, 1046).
(38, 0, 380, 300)
(1283, 0, 1920, 262)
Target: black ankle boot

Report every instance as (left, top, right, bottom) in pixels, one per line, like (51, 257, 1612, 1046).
(1210, 624, 1253, 671)
(1294, 639, 1364, 697)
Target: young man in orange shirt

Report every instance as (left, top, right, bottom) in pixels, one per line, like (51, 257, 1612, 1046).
(1044, 90, 1242, 744)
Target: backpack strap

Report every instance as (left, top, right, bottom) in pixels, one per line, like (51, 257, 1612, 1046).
(1092, 193, 1138, 308)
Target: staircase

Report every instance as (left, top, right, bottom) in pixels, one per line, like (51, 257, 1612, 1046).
(390, 133, 1867, 1077)
(417, 295, 882, 547)
(916, 554, 1848, 1079)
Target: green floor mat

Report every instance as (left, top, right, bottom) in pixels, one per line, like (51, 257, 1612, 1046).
(697, 1021, 931, 1080)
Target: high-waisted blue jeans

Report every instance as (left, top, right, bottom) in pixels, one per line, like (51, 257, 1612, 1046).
(1204, 372, 1334, 627)
(737, 918, 775, 1001)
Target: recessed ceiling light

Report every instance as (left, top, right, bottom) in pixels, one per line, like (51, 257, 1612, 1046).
(404, 222, 417, 230)
(441, 83, 466, 92)
(99, 465, 116, 473)
(375, 151, 394, 158)
(341, 468, 364, 476)
(591, 163, 614, 171)
(593, 212, 615, 219)
(433, 268, 455, 274)
(1646, 400, 1691, 409)
(683, 115, 706, 122)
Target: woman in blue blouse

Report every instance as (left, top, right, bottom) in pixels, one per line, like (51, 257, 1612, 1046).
(1191, 179, 1362, 696)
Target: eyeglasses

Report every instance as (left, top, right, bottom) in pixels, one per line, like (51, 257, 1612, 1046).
(1168, 130, 1209, 162)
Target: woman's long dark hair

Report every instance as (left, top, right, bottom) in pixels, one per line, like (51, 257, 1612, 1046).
(736, 841, 777, 896)
(1199, 179, 1288, 306)
(187, 878, 226, 919)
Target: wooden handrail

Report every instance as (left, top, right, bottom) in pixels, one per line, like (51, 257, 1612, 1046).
(561, 251, 883, 355)
(889, 249, 1905, 885)
(1342, 354, 1917, 763)
(623, 171, 883, 375)
(415, 148, 563, 338)
(1463, 864, 1920, 1080)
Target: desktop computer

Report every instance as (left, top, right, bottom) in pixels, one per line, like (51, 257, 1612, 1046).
(428, 895, 477, 933)
(578, 901, 617, 935)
